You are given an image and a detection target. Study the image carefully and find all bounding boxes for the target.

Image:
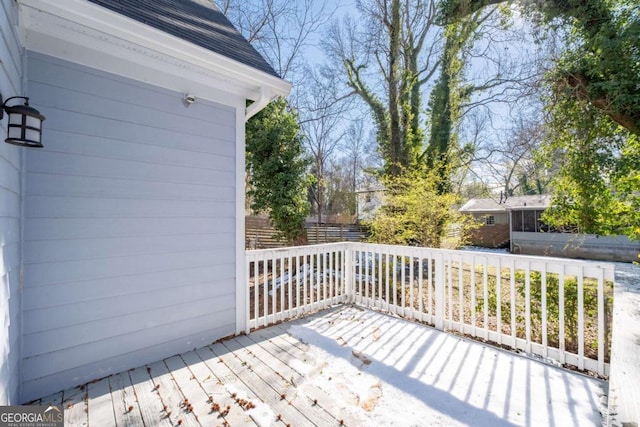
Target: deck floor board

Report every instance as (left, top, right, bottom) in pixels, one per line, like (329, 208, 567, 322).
(128, 366, 173, 427)
(87, 377, 117, 427)
(109, 371, 143, 427)
(179, 349, 256, 426)
(213, 340, 314, 427)
(62, 385, 88, 426)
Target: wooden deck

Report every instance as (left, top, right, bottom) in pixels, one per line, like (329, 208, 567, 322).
(34, 305, 606, 426)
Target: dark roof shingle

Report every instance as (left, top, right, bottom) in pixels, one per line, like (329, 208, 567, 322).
(86, 0, 280, 78)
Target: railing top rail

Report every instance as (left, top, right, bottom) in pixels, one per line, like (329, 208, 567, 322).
(245, 242, 350, 256)
(246, 242, 615, 280)
(347, 241, 616, 268)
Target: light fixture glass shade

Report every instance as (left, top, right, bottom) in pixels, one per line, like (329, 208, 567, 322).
(1, 95, 45, 148)
(4, 103, 45, 148)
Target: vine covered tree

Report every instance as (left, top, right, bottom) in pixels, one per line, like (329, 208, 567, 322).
(325, 0, 442, 177)
(246, 98, 312, 244)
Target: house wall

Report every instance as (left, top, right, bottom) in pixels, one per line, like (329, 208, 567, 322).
(512, 232, 640, 262)
(467, 212, 509, 248)
(21, 53, 238, 401)
(0, 0, 24, 405)
(356, 190, 384, 221)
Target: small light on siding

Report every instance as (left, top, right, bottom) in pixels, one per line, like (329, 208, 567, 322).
(1, 94, 46, 148)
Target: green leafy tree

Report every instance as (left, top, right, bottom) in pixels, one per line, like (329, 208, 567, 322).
(425, 14, 487, 193)
(367, 168, 478, 248)
(540, 100, 640, 239)
(246, 98, 312, 244)
(441, 0, 640, 240)
(438, 0, 640, 137)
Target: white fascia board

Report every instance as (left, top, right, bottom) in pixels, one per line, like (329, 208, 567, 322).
(18, 0, 291, 104)
(460, 208, 507, 213)
(504, 206, 548, 211)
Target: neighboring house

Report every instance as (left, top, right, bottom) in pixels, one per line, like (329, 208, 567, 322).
(461, 195, 640, 261)
(355, 186, 385, 222)
(459, 195, 551, 248)
(0, 0, 290, 403)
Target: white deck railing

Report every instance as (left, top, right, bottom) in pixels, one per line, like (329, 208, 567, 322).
(246, 242, 615, 376)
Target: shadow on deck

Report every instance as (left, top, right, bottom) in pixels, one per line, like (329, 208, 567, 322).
(34, 305, 605, 427)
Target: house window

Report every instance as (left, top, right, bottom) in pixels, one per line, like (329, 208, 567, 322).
(485, 215, 495, 226)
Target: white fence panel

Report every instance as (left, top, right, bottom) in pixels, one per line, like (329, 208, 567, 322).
(246, 243, 349, 330)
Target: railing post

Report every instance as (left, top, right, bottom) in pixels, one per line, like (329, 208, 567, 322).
(344, 243, 354, 303)
(434, 253, 445, 330)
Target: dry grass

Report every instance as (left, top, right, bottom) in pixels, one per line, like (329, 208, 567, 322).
(248, 260, 614, 363)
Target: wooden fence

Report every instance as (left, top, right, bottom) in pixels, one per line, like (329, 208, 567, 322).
(245, 216, 366, 249)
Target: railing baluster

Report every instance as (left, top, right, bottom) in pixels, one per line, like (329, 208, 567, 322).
(329, 249, 334, 303)
(378, 249, 383, 309)
(263, 257, 268, 327)
(358, 250, 363, 304)
(310, 249, 316, 309)
(434, 253, 444, 330)
(510, 259, 516, 348)
(385, 250, 391, 310)
(597, 267, 605, 375)
(525, 263, 531, 353)
(483, 257, 489, 341)
(344, 245, 351, 302)
(578, 269, 585, 371)
(288, 254, 293, 317)
(392, 253, 397, 314)
(541, 263, 548, 358)
(303, 253, 309, 312)
(418, 256, 424, 322)
(366, 249, 371, 304)
(447, 253, 453, 328)
(427, 253, 435, 325)
(559, 264, 566, 365)
(317, 249, 321, 306)
(279, 256, 285, 322)
(458, 255, 464, 333)
(295, 253, 301, 315)
(322, 249, 326, 305)
(253, 257, 259, 327)
(401, 253, 406, 315)
(496, 257, 502, 344)
(470, 255, 475, 335)
(410, 251, 415, 320)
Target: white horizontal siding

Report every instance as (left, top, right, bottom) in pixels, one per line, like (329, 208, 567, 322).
(0, 0, 23, 405)
(24, 216, 234, 240)
(22, 52, 240, 401)
(22, 321, 234, 404)
(22, 263, 234, 311)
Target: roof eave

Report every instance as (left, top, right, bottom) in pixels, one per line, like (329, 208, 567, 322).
(18, 0, 292, 103)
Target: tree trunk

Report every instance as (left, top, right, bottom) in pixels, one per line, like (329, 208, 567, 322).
(387, 0, 403, 176)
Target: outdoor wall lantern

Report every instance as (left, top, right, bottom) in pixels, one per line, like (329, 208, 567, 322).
(0, 93, 45, 148)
